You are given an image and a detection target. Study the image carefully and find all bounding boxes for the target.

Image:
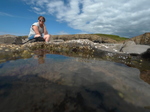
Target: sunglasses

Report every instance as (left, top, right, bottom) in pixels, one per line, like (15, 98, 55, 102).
(39, 19, 45, 22)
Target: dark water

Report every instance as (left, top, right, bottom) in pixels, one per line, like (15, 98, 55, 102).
(0, 52, 150, 112)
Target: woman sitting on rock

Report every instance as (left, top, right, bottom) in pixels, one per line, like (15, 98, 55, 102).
(28, 16, 50, 42)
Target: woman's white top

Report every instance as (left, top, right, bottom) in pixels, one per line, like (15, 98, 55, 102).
(28, 22, 44, 37)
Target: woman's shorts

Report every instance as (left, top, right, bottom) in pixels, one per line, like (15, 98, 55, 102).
(28, 35, 44, 39)
(28, 35, 35, 40)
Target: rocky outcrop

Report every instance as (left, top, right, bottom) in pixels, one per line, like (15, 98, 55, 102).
(0, 34, 27, 44)
(0, 34, 149, 55)
(120, 41, 150, 54)
(1, 33, 150, 45)
(131, 33, 150, 45)
(0, 34, 117, 44)
(51, 34, 117, 43)
(0, 34, 17, 44)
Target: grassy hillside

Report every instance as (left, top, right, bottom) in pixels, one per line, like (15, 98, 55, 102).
(94, 34, 128, 42)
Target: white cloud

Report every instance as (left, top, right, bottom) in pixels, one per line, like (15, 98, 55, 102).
(23, 0, 150, 37)
(0, 12, 14, 17)
(32, 7, 41, 12)
(31, 7, 46, 15)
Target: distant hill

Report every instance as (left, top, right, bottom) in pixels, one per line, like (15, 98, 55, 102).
(94, 34, 128, 42)
(130, 33, 150, 45)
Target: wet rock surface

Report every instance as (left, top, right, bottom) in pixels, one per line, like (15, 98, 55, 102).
(0, 76, 149, 112)
(0, 38, 149, 63)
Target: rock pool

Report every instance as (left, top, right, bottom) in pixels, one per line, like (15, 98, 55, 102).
(0, 51, 150, 112)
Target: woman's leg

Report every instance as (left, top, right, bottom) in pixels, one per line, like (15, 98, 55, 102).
(43, 34, 50, 42)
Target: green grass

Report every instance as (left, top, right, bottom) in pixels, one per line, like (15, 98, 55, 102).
(94, 34, 128, 41)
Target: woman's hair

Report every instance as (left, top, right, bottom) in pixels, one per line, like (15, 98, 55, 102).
(38, 16, 46, 22)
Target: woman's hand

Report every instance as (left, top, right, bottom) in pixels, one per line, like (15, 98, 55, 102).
(34, 34, 41, 38)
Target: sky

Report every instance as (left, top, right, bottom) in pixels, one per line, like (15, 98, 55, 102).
(0, 0, 150, 38)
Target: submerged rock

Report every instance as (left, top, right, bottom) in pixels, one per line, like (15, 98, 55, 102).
(0, 56, 150, 109)
(140, 70, 150, 84)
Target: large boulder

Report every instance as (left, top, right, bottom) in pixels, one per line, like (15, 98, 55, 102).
(121, 41, 150, 54)
(0, 34, 27, 44)
(0, 34, 17, 44)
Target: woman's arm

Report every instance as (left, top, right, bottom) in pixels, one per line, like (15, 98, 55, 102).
(32, 25, 41, 37)
(44, 25, 48, 35)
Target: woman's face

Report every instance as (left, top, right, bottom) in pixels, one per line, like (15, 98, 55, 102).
(38, 18, 45, 25)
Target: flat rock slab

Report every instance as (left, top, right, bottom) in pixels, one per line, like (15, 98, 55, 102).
(93, 43, 123, 52)
(122, 45, 150, 54)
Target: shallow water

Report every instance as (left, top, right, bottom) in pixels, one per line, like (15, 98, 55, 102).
(0, 52, 150, 112)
